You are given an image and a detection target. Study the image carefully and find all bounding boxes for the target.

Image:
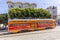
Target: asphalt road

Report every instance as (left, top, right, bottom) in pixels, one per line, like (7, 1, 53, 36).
(0, 26, 60, 40)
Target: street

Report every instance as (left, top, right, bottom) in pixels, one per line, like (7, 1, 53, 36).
(0, 26, 60, 40)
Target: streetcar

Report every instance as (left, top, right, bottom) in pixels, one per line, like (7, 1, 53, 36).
(8, 19, 56, 33)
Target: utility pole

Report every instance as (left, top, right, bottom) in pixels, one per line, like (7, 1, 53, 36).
(7, 0, 11, 20)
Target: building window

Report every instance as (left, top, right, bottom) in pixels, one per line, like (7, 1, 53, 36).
(53, 11, 55, 13)
(19, 6, 21, 8)
(10, 5, 13, 8)
(52, 6, 55, 9)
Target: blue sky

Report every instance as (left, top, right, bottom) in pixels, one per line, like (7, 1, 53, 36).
(0, 0, 60, 15)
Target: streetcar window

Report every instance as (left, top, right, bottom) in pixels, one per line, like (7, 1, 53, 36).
(38, 22, 53, 24)
(9, 24, 13, 27)
(12, 21, 16, 22)
(38, 22, 45, 24)
(9, 23, 30, 27)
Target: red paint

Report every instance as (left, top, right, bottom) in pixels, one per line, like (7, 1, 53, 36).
(37, 23, 52, 28)
(8, 23, 32, 31)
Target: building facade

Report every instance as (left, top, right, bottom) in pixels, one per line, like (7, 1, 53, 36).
(7, 0, 37, 9)
(46, 6, 57, 25)
(46, 6, 57, 19)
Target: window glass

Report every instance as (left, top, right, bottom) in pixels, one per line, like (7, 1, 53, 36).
(19, 6, 21, 8)
(9, 23, 30, 27)
(38, 22, 53, 24)
(10, 5, 13, 8)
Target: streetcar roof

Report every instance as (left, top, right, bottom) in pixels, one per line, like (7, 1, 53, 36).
(8, 19, 55, 21)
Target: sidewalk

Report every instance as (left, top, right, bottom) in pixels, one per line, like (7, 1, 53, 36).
(0, 30, 9, 35)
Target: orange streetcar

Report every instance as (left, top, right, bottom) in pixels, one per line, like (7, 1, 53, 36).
(8, 19, 56, 33)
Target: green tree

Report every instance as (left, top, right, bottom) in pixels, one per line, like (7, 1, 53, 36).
(0, 13, 8, 28)
(8, 8, 51, 19)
